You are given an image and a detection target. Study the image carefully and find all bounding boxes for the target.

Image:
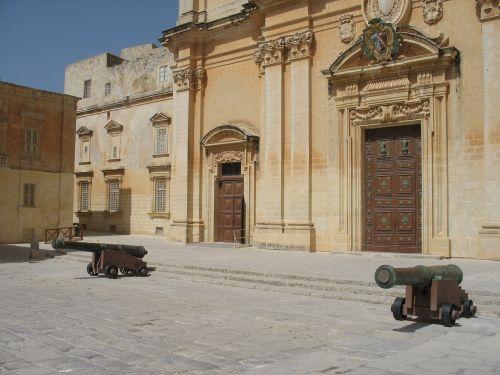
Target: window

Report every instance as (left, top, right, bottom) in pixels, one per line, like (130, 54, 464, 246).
(80, 139, 90, 164)
(83, 80, 92, 98)
(159, 65, 168, 82)
(155, 127, 167, 155)
(24, 128, 39, 159)
(79, 182, 90, 212)
(105, 82, 111, 96)
(23, 183, 35, 207)
(108, 180, 120, 212)
(154, 178, 167, 213)
(109, 133, 120, 161)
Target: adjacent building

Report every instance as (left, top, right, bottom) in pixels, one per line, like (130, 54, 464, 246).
(64, 44, 174, 236)
(66, 0, 500, 260)
(0, 82, 78, 243)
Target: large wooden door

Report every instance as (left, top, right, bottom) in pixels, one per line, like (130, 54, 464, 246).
(217, 176, 244, 243)
(365, 125, 422, 253)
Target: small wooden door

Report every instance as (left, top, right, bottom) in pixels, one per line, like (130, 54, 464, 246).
(217, 176, 244, 243)
(365, 125, 422, 253)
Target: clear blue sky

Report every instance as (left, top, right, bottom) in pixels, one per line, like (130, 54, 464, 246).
(0, 0, 179, 93)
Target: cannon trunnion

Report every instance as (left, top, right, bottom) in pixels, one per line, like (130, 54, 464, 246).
(52, 240, 149, 279)
(375, 264, 477, 326)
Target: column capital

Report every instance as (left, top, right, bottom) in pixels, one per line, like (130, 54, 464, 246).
(173, 67, 206, 92)
(254, 30, 314, 74)
(475, 0, 500, 21)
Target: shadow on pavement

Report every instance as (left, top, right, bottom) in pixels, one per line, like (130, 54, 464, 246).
(0, 243, 61, 264)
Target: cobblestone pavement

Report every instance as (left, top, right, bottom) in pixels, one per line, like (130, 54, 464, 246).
(1, 257, 499, 375)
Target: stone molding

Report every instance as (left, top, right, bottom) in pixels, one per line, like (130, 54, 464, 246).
(339, 14, 356, 44)
(350, 99, 430, 126)
(76, 126, 93, 137)
(104, 120, 123, 134)
(363, 76, 411, 92)
(214, 150, 244, 164)
(173, 67, 206, 92)
(475, 0, 500, 20)
(423, 0, 444, 25)
(255, 30, 314, 74)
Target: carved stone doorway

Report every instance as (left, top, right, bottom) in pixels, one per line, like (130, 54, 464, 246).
(365, 125, 422, 253)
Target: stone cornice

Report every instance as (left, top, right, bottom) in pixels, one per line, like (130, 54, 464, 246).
(475, 0, 500, 20)
(173, 67, 206, 92)
(254, 30, 314, 74)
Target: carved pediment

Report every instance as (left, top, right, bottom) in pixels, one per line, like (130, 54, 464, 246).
(149, 112, 171, 123)
(104, 120, 123, 133)
(201, 124, 259, 147)
(76, 126, 93, 137)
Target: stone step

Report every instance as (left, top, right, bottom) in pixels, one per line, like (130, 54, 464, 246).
(59, 252, 500, 317)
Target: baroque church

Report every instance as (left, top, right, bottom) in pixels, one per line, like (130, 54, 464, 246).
(65, 0, 500, 259)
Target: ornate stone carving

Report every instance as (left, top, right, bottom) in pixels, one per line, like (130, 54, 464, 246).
(173, 67, 206, 91)
(362, 19, 401, 63)
(339, 14, 356, 44)
(423, 0, 443, 24)
(417, 71, 433, 85)
(350, 99, 430, 125)
(363, 76, 410, 91)
(362, 0, 411, 26)
(214, 150, 244, 164)
(255, 30, 314, 73)
(475, 0, 500, 20)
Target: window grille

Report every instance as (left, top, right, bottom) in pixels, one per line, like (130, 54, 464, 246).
(159, 66, 168, 82)
(155, 178, 167, 213)
(108, 180, 120, 212)
(222, 162, 241, 176)
(83, 80, 92, 98)
(104, 82, 111, 96)
(155, 127, 167, 154)
(80, 182, 89, 211)
(24, 129, 38, 159)
(23, 183, 35, 207)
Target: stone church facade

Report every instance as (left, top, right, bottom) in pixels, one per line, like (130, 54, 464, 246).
(66, 0, 499, 260)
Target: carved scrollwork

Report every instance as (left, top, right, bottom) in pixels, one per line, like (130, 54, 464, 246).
(475, 0, 499, 20)
(423, 0, 444, 24)
(173, 67, 206, 91)
(350, 99, 430, 126)
(214, 151, 244, 164)
(255, 30, 314, 74)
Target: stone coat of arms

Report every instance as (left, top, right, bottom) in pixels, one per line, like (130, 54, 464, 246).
(362, 0, 411, 27)
(362, 18, 400, 63)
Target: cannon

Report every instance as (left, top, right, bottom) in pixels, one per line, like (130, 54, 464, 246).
(52, 239, 149, 279)
(375, 264, 477, 326)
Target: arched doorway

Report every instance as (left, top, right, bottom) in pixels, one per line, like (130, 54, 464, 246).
(201, 124, 259, 244)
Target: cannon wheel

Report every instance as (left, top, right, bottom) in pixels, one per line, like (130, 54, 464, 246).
(108, 265, 118, 279)
(462, 299, 476, 318)
(391, 297, 407, 321)
(137, 266, 148, 277)
(86, 263, 95, 276)
(441, 303, 457, 327)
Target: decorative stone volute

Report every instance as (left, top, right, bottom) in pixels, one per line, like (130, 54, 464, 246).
(475, 0, 500, 20)
(255, 30, 314, 74)
(423, 0, 444, 24)
(173, 67, 206, 91)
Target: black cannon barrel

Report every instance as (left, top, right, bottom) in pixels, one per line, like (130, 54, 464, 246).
(374, 264, 463, 289)
(52, 240, 148, 258)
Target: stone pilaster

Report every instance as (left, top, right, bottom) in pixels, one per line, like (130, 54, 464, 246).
(476, 1, 500, 257)
(254, 31, 314, 250)
(170, 67, 205, 243)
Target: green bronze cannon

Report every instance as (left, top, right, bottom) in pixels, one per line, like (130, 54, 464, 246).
(374, 264, 476, 326)
(52, 240, 149, 279)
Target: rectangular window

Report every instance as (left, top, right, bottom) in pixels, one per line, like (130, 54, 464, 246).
(104, 82, 111, 96)
(24, 129, 39, 159)
(83, 80, 92, 98)
(159, 66, 168, 82)
(108, 180, 120, 212)
(79, 182, 89, 212)
(23, 183, 35, 207)
(110, 134, 120, 160)
(154, 178, 167, 213)
(80, 139, 90, 163)
(155, 127, 167, 155)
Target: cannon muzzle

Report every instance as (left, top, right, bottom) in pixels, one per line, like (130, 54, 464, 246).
(52, 239, 148, 258)
(374, 264, 463, 289)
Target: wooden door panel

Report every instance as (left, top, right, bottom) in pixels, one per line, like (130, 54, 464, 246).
(217, 176, 244, 243)
(365, 125, 422, 253)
